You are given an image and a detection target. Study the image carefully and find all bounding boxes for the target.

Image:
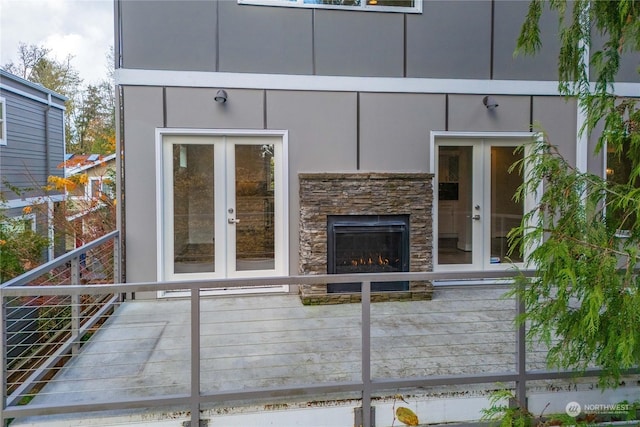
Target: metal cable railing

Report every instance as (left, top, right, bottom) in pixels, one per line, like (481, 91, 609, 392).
(1, 252, 638, 426)
(1, 231, 121, 413)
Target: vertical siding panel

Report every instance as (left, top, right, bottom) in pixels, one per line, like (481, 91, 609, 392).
(122, 86, 164, 283)
(314, 10, 404, 77)
(493, 1, 561, 81)
(218, 1, 313, 74)
(120, 0, 216, 71)
(406, 1, 491, 79)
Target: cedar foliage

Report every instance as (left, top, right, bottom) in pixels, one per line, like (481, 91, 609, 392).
(511, 0, 640, 387)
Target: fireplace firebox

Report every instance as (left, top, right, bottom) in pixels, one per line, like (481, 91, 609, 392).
(327, 215, 410, 293)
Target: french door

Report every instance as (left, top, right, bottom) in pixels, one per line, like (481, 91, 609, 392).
(161, 133, 287, 286)
(435, 138, 529, 271)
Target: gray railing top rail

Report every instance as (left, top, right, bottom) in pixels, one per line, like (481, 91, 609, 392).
(0, 230, 119, 289)
(0, 268, 535, 297)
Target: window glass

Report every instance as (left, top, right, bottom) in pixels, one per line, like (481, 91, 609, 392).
(91, 179, 100, 198)
(173, 144, 216, 274)
(240, 0, 419, 13)
(101, 180, 112, 197)
(0, 214, 36, 234)
(367, 0, 413, 6)
(304, 0, 360, 5)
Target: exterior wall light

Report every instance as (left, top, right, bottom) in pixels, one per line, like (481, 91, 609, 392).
(214, 89, 228, 103)
(482, 96, 498, 110)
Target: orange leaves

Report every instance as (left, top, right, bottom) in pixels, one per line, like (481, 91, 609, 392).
(47, 176, 76, 191)
(77, 174, 88, 185)
(47, 174, 88, 192)
(106, 134, 116, 153)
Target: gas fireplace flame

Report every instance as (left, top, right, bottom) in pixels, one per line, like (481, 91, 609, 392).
(350, 254, 392, 267)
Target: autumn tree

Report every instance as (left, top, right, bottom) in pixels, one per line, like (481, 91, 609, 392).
(511, 0, 640, 387)
(2, 43, 81, 96)
(68, 80, 116, 154)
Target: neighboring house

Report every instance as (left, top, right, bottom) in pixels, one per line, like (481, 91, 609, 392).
(62, 153, 116, 249)
(114, 1, 639, 300)
(0, 69, 66, 261)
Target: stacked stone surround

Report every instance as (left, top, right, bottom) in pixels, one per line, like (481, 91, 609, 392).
(299, 173, 434, 305)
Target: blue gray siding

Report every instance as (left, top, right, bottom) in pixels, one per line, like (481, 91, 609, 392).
(0, 72, 65, 201)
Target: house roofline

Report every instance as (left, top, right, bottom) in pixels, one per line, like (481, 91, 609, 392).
(66, 202, 108, 222)
(65, 153, 117, 177)
(0, 69, 68, 104)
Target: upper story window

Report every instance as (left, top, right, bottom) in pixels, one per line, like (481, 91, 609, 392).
(239, 0, 421, 13)
(0, 97, 6, 146)
(90, 177, 114, 200)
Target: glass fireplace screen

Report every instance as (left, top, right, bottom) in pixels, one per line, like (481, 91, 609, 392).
(327, 215, 410, 293)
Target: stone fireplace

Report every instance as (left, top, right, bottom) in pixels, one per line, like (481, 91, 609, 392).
(299, 173, 434, 304)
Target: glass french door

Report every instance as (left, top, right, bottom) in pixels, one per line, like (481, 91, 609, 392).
(162, 134, 286, 283)
(435, 140, 525, 270)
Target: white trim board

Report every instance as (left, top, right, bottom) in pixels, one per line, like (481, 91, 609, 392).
(0, 83, 67, 109)
(115, 68, 639, 97)
(428, 131, 538, 171)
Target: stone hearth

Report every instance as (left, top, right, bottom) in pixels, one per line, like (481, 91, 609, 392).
(299, 173, 434, 304)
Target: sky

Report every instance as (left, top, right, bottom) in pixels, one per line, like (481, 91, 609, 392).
(0, 0, 114, 85)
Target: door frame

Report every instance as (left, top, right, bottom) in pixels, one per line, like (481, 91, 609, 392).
(430, 131, 541, 272)
(154, 128, 289, 294)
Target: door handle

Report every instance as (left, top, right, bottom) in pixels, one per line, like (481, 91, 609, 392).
(228, 218, 240, 224)
(471, 215, 481, 220)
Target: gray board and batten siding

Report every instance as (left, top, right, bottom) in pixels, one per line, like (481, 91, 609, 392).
(117, 0, 639, 82)
(115, 0, 637, 286)
(121, 90, 578, 285)
(0, 70, 66, 201)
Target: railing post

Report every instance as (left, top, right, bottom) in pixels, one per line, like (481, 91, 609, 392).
(113, 232, 121, 285)
(70, 257, 81, 355)
(361, 280, 372, 427)
(190, 286, 201, 427)
(112, 233, 127, 302)
(514, 282, 527, 410)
